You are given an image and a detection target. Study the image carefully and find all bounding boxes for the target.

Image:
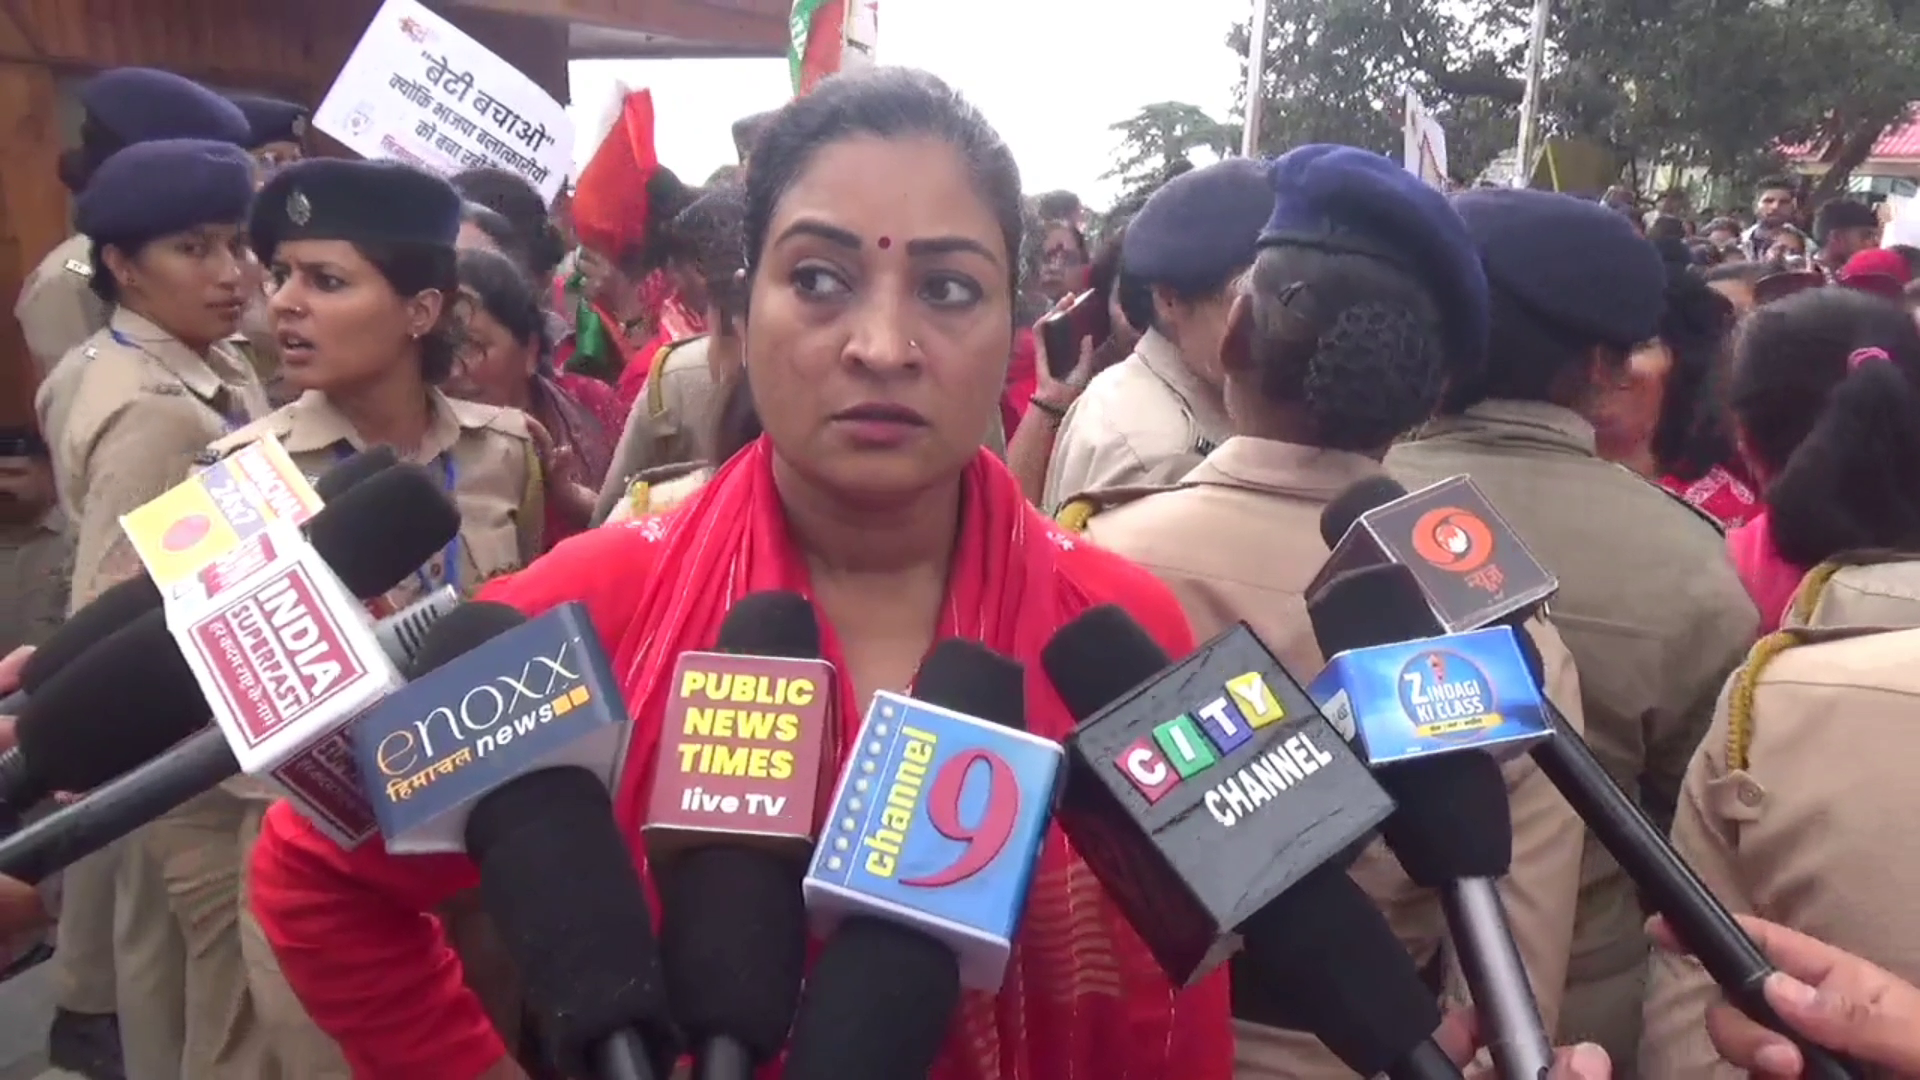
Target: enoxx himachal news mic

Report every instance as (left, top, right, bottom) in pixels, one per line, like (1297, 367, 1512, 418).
(1318, 476, 1862, 1080)
(645, 591, 833, 1080)
(1040, 609, 1466, 1080)
(0, 465, 459, 881)
(354, 602, 672, 1080)
(0, 446, 399, 718)
(784, 639, 1061, 1080)
(1306, 561, 1555, 1080)
(0, 461, 454, 814)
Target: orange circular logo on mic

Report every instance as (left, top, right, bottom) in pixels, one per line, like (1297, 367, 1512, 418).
(161, 513, 213, 554)
(1410, 507, 1494, 574)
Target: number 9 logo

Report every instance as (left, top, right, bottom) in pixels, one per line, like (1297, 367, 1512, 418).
(899, 749, 1020, 888)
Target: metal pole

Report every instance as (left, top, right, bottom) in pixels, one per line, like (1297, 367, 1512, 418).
(1512, 0, 1551, 187)
(1240, 0, 1272, 157)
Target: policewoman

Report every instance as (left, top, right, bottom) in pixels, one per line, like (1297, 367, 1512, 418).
(229, 94, 313, 407)
(1385, 190, 1759, 1071)
(54, 138, 271, 1080)
(1640, 288, 1920, 1075)
(190, 158, 543, 1078)
(1060, 146, 1587, 1078)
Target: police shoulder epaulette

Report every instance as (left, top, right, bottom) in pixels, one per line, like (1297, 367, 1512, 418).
(1052, 485, 1172, 534)
(1725, 629, 1803, 771)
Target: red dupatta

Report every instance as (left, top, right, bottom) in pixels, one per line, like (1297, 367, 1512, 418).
(601, 437, 1232, 1080)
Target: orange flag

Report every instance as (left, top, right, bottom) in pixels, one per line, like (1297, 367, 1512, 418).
(571, 88, 660, 258)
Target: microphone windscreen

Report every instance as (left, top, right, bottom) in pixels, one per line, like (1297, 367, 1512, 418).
(1039, 604, 1172, 721)
(403, 602, 528, 680)
(781, 916, 961, 1080)
(310, 446, 398, 501)
(1240, 866, 1446, 1077)
(713, 591, 821, 658)
(464, 766, 672, 1075)
(18, 611, 210, 790)
(20, 574, 162, 692)
(1318, 475, 1410, 549)
(1307, 563, 1444, 655)
(912, 639, 1026, 730)
(305, 464, 461, 600)
(657, 846, 806, 1060)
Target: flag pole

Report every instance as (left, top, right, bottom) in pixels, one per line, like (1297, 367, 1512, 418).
(1240, 0, 1271, 157)
(1512, 0, 1551, 187)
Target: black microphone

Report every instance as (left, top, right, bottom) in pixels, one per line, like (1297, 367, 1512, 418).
(0, 463, 461, 810)
(0, 446, 400, 715)
(408, 603, 673, 1080)
(783, 639, 1042, 1080)
(652, 592, 819, 1080)
(1040, 608, 1464, 1080)
(1321, 476, 1863, 1080)
(1309, 562, 1554, 1080)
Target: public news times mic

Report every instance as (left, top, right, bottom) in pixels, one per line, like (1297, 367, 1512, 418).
(349, 602, 626, 854)
(801, 648, 1062, 992)
(1050, 620, 1393, 985)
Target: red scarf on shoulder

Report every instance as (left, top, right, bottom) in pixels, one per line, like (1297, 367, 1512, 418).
(601, 438, 1231, 1080)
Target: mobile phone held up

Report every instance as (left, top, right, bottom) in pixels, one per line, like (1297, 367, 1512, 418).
(1038, 289, 1112, 381)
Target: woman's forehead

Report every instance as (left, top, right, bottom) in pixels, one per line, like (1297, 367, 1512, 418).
(767, 134, 1008, 261)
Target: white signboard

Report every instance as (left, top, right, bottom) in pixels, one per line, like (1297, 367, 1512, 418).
(314, 0, 573, 201)
(1403, 89, 1449, 191)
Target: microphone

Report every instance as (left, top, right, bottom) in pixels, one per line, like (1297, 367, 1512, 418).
(0, 446, 398, 716)
(348, 601, 626, 855)
(1307, 563, 1555, 1080)
(1041, 608, 1393, 983)
(784, 640, 1057, 1080)
(386, 602, 674, 1080)
(1309, 474, 1557, 632)
(648, 592, 832, 1079)
(1040, 608, 1462, 1080)
(1320, 477, 1863, 1080)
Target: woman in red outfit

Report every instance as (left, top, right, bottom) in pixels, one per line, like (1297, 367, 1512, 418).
(247, 68, 1234, 1080)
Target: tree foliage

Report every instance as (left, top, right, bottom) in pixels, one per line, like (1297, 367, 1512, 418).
(1226, 0, 1920, 196)
(1103, 101, 1241, 208)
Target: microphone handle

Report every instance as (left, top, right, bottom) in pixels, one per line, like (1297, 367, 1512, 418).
(0, 746, 39, 811)
(1386, 1037, 1468, 1080)
(0, 727, 234, 883)
(1530, 707, 1862, 1080)
(1442, 878, 1553, 1080)
(692, 1034, 754, 1080)
(0, 687, 24, 716)
(593, 1028, 659, 1080)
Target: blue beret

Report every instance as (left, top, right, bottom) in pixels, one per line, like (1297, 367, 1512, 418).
(79, 69, 250, 147)
(75, 140, 255, 240)
(1259, 144, 1488, 372)
(1450, 189, 1666, 348)
(251, 159, 462, 261)
(229, 95, 310, 149)
(1122, 158, 1275, 292)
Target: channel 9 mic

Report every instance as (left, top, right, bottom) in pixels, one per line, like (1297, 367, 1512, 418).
(1042, 609, 1468, 1080)
(646, 591, 833, 1080)
(0, 446, 399, 717)
(0, 463, 457, 815)
(359, 602, 672, 1080)
(1307, 563, 1555, 1080)
(1321, 476, 1863, 1080)
(784, 640, 1058, 1080)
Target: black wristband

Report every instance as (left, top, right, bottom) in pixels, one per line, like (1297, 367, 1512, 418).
(1028, 395, 1068, 420)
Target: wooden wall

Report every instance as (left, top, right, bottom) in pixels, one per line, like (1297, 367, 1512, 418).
(0, 0, 568, 425)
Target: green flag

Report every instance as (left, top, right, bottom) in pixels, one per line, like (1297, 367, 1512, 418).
(789, 0, 831, 95)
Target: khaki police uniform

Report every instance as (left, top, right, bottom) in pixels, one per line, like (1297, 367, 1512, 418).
(1641, 557, 1920, 1077)
(1386, 400, 1759, 1071)
(0, 507, 72, 655)
(54, 306, 273, 1080)
(157, 387, 542, 1078)
(602, 461, 715, 527)
(1061, 437, 1588, 1078)
(1040, 329, 1230, 515)
(593, 336, 720, 524)
(15, 234, 109, 383)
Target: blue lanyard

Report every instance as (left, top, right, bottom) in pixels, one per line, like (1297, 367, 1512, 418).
(111, 328, 249, 432)
(335, 445, 461, 595)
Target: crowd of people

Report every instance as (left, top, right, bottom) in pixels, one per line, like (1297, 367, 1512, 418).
(4, 55, 1920, 1080)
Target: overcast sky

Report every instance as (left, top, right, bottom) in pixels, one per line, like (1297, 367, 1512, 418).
(568, 0, 1251, 209)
